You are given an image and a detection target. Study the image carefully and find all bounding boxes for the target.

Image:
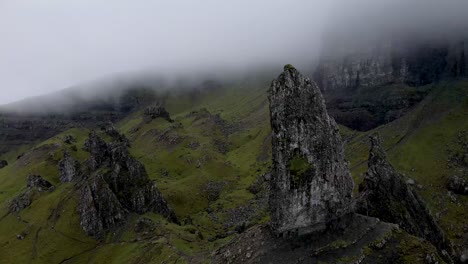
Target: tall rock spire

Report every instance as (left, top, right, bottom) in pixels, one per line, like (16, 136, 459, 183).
(358, 134, 454, 262)
(268, 65, 354, 234)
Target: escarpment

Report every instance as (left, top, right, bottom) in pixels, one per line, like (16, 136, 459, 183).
(268, 65, 354, 235)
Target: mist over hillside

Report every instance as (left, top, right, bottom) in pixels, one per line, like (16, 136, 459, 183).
(1, 0, 468, 107)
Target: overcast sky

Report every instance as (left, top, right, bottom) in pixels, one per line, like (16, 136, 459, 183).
(1, 0, 468, 104)
(0, 0, 332, 104)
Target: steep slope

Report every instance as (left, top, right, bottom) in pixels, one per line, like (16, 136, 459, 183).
(0, 74, 466, 263)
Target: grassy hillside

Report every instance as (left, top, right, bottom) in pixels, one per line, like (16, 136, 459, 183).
(0, 78, 466, 263)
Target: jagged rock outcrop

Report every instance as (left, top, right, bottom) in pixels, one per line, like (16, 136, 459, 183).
(357, 134, 455, 262)
(0, 160, 7, 169)
(58, 150, 81, 182)
(78, 174, 127, 238)
(9, 175, 54, 212)
(83, 131, 109, 170)
(268, 65, 354, 235)
(144, 106, 173, 123)
(447, 175, 468, 195)
(78, 131, 177, 238)
(102, 122, 130, 146)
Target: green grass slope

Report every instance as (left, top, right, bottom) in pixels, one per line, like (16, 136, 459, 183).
(0, 78, 466, 263)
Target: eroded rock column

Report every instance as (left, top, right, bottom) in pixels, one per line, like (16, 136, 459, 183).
(268, 65, 354, 234)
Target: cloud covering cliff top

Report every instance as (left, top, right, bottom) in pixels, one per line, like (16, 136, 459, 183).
(1, 0, 467, 104)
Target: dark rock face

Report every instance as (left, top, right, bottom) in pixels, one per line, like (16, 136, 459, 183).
(0, 160, 7, 169)
(357, 134, 455, 261)
(9, 175, 54, 212)
(314, 41, 467, 131)
(315, 41, 467, 94)
(83, 131, 110, 170)
(78, 174, 127, 238)
(268, 65, 354, 234)
(78, 132, 177, 238)
(58, 150, 81, 183)
(144, 106, 173, 123)
(447, 175, 467, 195)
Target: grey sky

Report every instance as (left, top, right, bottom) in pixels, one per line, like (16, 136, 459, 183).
(0, 0, 330, 104)
(1, 0, 468, 104)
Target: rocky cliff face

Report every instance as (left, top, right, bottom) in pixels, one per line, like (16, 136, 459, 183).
(357, 134, 455, 262)
(314, 41, 467, 131)
(77, 131, 177, 238)
(315, 41, 467, 94)
(268, 65, 354, 235)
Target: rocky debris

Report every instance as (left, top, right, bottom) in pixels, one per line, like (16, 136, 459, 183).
(134, 217, 156, 233)
(187, 108, 237, 136)
(78, 132, 178, 238)
(202, 181, 227, 202)
(144, 106, 173, 123)
(188, 141, 200, 150)
(213, 139, 228, 154)
(247, 173, 270, 196)
(63, 135, 76, 144)
(212, 214, 441, 264)
(268, 65, 354, 235)
(58, 150, 81, 183)
(27, 174, 54, 191)
(9, 175, 54, 212)
(357, 134, 455, 262)
(0, 160, 8, 169)
(447, 175, 467, 195)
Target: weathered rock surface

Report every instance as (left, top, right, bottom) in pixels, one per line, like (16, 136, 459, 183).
(315, 41, 467, 94)
(58, 150, 81, 182)
(0, 160, 8, 169)
(447, 175, 467, 195)
(313, 41, 467, 131)
(144, 106, 173, 123)
(9, 175, 54, 212)
(212, 214, 443, 264)
(357, 134, 455, 262)
(78, 174, 127, 238)
(268, 65, 354, 234)
(78, 131, 177, 238)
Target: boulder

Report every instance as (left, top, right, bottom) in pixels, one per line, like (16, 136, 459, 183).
(447, 175, 467, 195)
